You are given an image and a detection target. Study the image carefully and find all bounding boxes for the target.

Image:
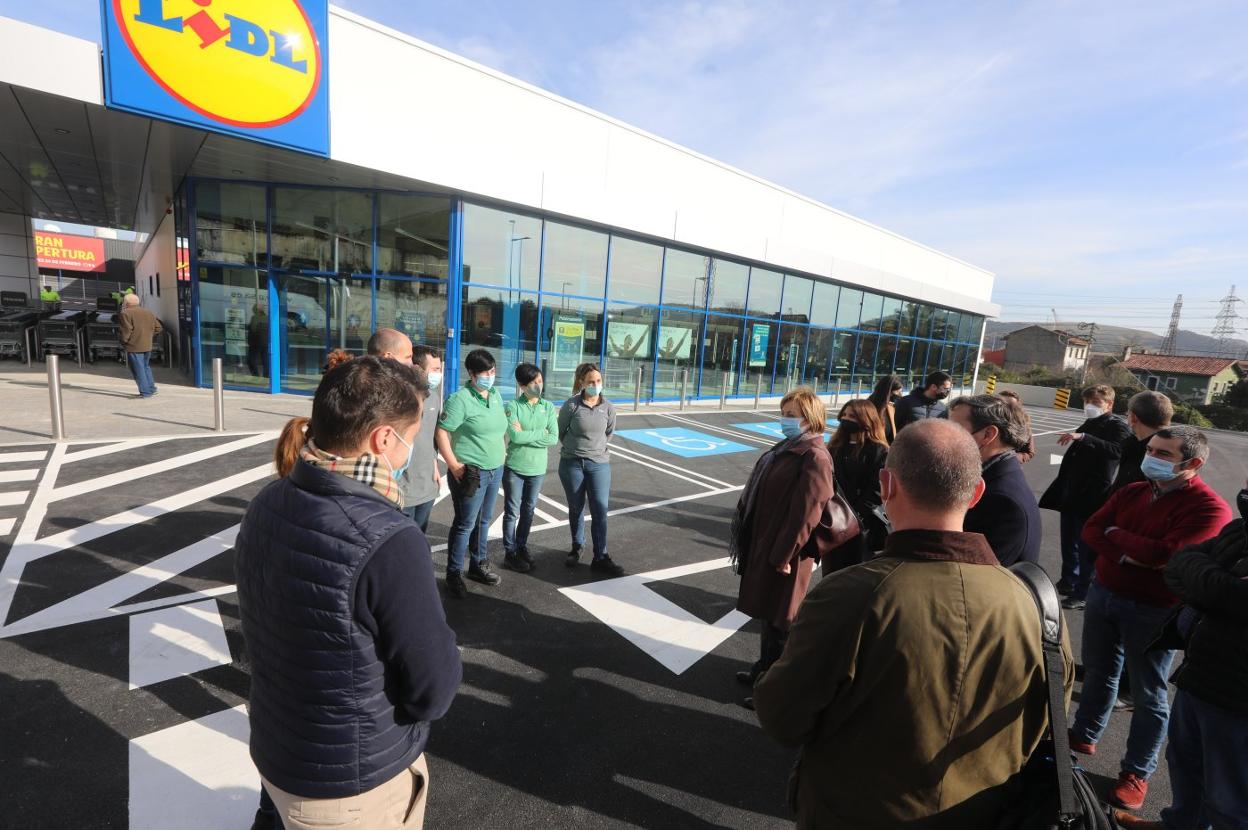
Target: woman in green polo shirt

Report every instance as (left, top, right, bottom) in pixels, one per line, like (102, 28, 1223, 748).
(500, 363, 558, 573)
(435, 348, 510, 599)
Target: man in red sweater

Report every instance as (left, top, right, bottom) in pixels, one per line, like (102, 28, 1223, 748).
(1069, 426, 1231, 813)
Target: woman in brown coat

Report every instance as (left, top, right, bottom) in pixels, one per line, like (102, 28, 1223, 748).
(731, 387, 837, 708)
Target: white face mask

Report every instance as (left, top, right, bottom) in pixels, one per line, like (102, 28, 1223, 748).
(1084, 404, 1104, 419)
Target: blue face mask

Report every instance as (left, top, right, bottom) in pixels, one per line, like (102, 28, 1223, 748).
(1140, 454, 1182, 482)
(474, 373, 495, 391)
(780, 417, 805, 439)
(426, 371, 443, 390)
(388, 430, 415, 481)
(583, 384, 602, 398)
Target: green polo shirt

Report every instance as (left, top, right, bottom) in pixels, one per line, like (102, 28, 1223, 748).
(438, 382, 508, 469)
(504, 396, 559, 476)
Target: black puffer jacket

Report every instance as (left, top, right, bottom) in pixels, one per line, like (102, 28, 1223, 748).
(1162, 519, 1248, 714)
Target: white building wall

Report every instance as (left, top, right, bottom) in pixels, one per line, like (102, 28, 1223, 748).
(327, 6, 999, 317)
(135, 212, 178, 339)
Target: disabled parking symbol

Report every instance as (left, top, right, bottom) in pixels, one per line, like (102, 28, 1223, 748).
(615, 427, 754, 458)
(732, 421, 836, 442)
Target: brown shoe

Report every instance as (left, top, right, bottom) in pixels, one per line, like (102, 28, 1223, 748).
(1112, 809, 1162, 829)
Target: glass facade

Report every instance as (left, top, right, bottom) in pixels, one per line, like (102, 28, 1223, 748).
(186, 179, 986, 399)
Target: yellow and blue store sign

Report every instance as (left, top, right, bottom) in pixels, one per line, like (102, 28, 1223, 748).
(101, 0, 330, 156)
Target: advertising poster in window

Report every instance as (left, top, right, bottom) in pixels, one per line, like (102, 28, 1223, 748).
(748, 323, 771, 367)
(657, 325, 695, 361)
(552, 318, 586, 370)
(606, 321, 651, 359)
(224, 292, 248, 357)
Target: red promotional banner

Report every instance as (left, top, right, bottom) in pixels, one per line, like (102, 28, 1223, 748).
(34, 232, 106, 272)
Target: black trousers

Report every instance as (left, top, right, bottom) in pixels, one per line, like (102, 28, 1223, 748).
(752, 622, 789, 680)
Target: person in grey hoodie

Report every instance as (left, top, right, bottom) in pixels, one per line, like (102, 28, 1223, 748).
(558, 362, 622, 576)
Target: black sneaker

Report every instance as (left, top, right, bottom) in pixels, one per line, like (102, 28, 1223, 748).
(1062, 597, 1086, 611)
(445, 572, 468, 599)
(741, 696, 756, 711)
(735, 671, 757, 687)
(503, 552, 532, 573)
(468, 560, 502, 586)
(590, 556, 625, 577)
(1056, 580, 1075, 596)
(565, 544, 583, 568)
(519, 547, 536, 570)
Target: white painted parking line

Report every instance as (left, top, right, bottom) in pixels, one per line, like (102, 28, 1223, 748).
(538, 493, 569, 513)
(608, 448, 722, 491)
(0, 469, 38, 483)
(61, 437, 179, 464)
(0, 517, 14, 536)
(128, 705, 258, 830)
(1051, 454, 1064, 465)
(50, 433, 276, 502)
(607, 442, 734, 489)
(128, 600, 232, 690)
(0, 491, 29, 506)
(661, 413, 773, 446)
(0, 450, 47, 464)
(560, 557, 750, 675)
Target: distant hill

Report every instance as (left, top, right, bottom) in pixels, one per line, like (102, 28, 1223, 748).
(984, 321, 1248, 359)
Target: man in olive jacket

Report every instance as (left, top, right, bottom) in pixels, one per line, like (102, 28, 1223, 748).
(754, 420, 1074, 829)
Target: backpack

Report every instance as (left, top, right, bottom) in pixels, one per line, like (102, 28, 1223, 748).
(1001, 562, 1122, 830)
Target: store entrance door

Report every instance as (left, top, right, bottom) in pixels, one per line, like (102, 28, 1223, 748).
(276, 274, 372, 393)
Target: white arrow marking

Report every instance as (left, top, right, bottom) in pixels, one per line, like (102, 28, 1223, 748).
(1050, 453, 1064, 465)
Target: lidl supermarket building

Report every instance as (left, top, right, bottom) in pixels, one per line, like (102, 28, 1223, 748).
(0, 5, 999, 402)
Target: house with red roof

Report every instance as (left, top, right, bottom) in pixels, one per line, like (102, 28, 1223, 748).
(1120, 354, 1245, 405)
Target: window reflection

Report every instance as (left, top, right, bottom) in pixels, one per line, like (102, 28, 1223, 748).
(607, 237, 663, 305)
(462, 286, 539, 401)
(197, 266, 268, 388)
(810, 282, 840, 327)
(377, 279, 448, 353)
(836, 288, 863, 329)
(742, 318, 778, 395)
(377, 195, 449, 278)
(707, 259, 748, 313)
(654, 307, 703, 399)
(195, 182, 266, 266)
(775, 324, 808, 392)
(603, 304, 657, 400)
(271, 189, 372, 274)
(662, 249, 711, 309)
(543, 221, 608, 298)
(541, 294, 604, 401)
(747, 268, 783, 317)
(462, 204, 541, 290)
(782, 276, 814, 323)
(704, 315, 745, 396)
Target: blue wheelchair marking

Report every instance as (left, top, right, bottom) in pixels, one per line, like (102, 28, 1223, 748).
(732, 421, 836, 442)
(615, 427, 754, 458)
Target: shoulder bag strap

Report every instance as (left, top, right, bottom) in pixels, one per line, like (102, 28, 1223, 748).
(1009, 562, 1080, 825)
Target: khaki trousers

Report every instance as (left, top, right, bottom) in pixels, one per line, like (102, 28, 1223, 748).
(263, 755, 429, 830)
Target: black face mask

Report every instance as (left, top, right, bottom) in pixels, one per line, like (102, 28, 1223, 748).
(933, 390, 950, 400)
(890, 392, 902, 401)
(1238, 489, 1248, 524)
(840, 421, 863, 434)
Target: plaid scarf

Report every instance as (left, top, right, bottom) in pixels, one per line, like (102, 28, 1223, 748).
(300, 441, 404, 508)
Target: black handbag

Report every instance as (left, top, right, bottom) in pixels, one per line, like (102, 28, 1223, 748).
(1003, 562, 1122, 830)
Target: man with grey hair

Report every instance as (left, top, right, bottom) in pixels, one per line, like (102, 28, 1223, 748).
(754, 420, 1072, 828)
(1070, 425, 1231, 812)
(950, 395, 1042, 566)
(118, 292, 162, 398)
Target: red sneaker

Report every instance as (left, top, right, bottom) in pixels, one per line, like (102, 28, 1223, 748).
(1111, 772, 1149, 811)
(1067, 729, 1096, 756)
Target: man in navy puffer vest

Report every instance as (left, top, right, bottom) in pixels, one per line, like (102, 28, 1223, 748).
(237, 356, 461, 829)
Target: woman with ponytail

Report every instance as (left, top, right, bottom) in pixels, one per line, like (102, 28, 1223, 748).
(236, 356, 460, 829)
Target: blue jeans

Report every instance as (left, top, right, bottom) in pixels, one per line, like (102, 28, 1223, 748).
(558, 457, 610, 558)
(126, 351, 157, 397)
(502, 468, 545, 556)
(403, 500, 434, 533)
(1059, 511, 1089, 591)
(446, 465, 503, 575)
(1071, 581, 1177, 778)
(1162, 690, 1248, 830)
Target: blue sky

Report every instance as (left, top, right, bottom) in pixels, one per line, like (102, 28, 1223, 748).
(4, 1, 1247, 335)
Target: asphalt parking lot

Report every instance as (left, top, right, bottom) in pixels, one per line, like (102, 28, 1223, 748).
(1, 403, 1244, 828)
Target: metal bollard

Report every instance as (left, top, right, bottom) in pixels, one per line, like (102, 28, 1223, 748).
(212, 357, 226, 432)
(719, 371, 728, 410)
(633, 366, 643, 412)
(76, 330, 84, 368)
(754, 374, 763, 410)
(25, 327, 35, 367)
(679, 369, 689, 411)
(834, 378, 842, 407)
(47, 354, 66, 440)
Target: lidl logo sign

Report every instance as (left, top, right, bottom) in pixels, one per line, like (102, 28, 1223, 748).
(101, 0, 329, 155)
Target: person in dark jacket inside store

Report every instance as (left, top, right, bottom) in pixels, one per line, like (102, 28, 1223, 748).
(1111, 390, 1173, 494)
(1114, 500, 1248, 830)
(894, 370, 952, 430)
(236, 356, 462, 830)
(824, 399, 889, 570)
(949, 394, 1042, 566)
(1039, 384, 1132, 607)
